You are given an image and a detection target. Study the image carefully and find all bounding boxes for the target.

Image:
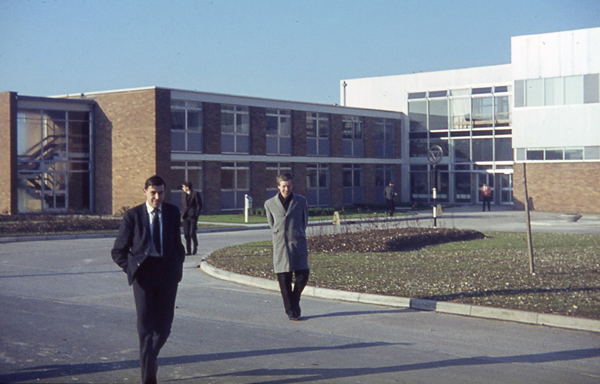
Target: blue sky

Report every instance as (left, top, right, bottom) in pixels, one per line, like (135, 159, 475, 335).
(0, 0, 598, 104)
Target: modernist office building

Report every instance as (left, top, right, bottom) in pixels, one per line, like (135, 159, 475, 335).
(341, 27, 600, 214)
(1, 27, 598, 216)
(0, 88, 402, 215)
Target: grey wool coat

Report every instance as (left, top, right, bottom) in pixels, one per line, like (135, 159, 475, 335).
(264, 193, 309, 273)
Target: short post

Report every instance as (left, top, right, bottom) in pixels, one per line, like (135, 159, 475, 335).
(332, 211, 341, 225)
(432, 187, 437, 228)
(244, 194, 252, 223)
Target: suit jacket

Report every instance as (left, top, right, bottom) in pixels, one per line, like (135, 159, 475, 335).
(111, 202, 186, 285)
(181, 191, 203, 219)
(264, 193, 309, 273)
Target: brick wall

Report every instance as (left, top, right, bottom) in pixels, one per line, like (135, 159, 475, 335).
(330, 163, 343, 208)
(92, 88, 164, 215)
(250, 107, 266, 155)
(330, 114, 343, 158)
(250, 161, 267, 208)
(513, 162, 600, 214)
(291, 110, 306, 156)
(203, 161, 222, 214)
(0, 92, 17, 214)
(203, 103, 221, 154)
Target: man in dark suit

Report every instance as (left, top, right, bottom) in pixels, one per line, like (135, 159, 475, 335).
(111, 175, 185, 384)
(181, 181, 203, 255)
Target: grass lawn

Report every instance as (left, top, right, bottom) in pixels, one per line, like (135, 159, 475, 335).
(206, 230, 600, 320)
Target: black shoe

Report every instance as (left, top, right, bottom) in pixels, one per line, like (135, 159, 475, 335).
(288, 313, 299, 321)
(192, 246, 197, 255)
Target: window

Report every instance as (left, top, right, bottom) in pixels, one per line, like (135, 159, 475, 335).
(450, 97, 470, 129)
(472, 97, 493, 127)
(495, 138, 513, 161)
(307, 113, 330, 156)
(266, 109, 292, 155)
(526, 149, 544, 161)
(564, 75, 584, 105)
(517, 74, 599, 107)
(526, 79, 544, 107)
(453, 139, 471, 162)
(544, 77, 563, 106)
(408, 100, 426, 132)
(472, 138, 493, 162)
(17, 109, 92, 213)
(343, 164, 364, 205)
(342, 115, 364, 157)
(545, 148, 564, 161)
(409, 139, 428, 158)
(221, 105, 249, 153)
(410, 165, 429, 201)
(429, 99, 448, 130)
(375, 118, 395, 158)
(170, 161, 203, 209)
(171, 101, 203, 152)
(221, 162, 250, 210)
(265, 162, 292, 191)
(306, 163, 330, 206)
(495, 95, 511, 126)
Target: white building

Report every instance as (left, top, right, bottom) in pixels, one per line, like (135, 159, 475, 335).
(341, 27, 600, 214)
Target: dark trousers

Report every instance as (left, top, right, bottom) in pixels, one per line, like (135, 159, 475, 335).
(385, 199, 395, 216)
(482, 197, 491, 211)
(132, 257, 179, 384)
(182, 218, 198, 254)
(277, 269, 310, 316)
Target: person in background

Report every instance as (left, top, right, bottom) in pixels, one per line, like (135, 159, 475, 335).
(181, 181, 203, 255)
(481, 182, 492, 211)
(111, 175, 186, 384)
(264, 173, 309, 321)
(384, 182, 397, 217)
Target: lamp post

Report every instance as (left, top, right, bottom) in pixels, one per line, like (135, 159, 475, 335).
(427, 145, 443, 228)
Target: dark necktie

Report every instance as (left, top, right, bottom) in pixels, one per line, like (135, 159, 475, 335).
(152, 209, 161, 255)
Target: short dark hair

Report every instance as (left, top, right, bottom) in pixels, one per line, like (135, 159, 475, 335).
(276, 173, 293, 185)
(145, 175, 166, 189)
(182, 181, 193, 189)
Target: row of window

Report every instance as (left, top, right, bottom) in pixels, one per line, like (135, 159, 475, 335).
(408, 88, 512, 132)
(515, 146, 600, 161)
(410, 137, 513, 162)
(171, 101, 397, 158)
(514, 74, 600, 107)
(170, 161, 396, 208)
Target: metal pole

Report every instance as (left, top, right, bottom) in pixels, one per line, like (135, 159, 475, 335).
(433, 187, 437, 228)
(522, 164, 535, 274)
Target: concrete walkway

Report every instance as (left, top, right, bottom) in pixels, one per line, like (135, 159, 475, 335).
(2, 205, 599, 332)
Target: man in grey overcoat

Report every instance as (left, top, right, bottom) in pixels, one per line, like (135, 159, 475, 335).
(264, 173, 309, 321)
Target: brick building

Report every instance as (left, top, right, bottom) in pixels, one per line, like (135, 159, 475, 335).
(2, 27, 599, 216)
(0, 88, 402, 215)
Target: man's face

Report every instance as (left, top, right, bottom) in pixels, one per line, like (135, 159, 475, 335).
(182, 185, 190, 193)
(278, 180, 293, 199)
(144, 184, 165, 209)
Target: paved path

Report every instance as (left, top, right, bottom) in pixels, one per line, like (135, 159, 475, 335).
(1, 206, 600, 383)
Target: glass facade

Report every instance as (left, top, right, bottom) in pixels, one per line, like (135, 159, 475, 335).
(17, 109, 92, 213)
(408, 86, 514, 205)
